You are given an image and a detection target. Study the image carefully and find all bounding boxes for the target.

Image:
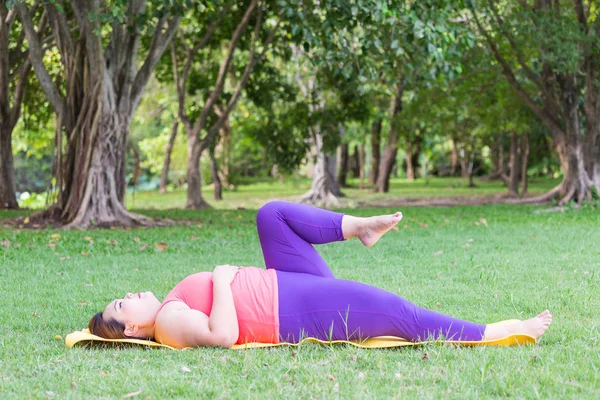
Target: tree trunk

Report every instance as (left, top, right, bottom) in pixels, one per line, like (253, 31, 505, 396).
(521, 134, 530, 196)
(405, 139, 415, 181)
(159, 121, 179, 193)
(0, 127, 18, 209)
(129, 144, 141, 186)
(376, 83, 404, 192)
(351, 145, 361, 178)
(338, 143, 349, 187)
(300, 127, 342, 207)
(460, 146, 469, 179)
(209, 146, 222, 201)
(185, 139, 210, 209)
(357, 144, 365, 189)
(369, 119, 382, 185)
(508, 132, 520, 197)
(451, 137, 459, 176)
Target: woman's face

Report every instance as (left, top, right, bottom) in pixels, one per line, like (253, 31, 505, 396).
(102, 292, 161, 336)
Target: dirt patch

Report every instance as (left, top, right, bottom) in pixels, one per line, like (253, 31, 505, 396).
(354, 193, 551, 208)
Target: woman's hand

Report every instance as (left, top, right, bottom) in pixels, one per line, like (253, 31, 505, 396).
(212, 264, 239, 285)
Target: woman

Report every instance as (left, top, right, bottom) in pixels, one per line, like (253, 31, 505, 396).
(89, 201, 552, 348)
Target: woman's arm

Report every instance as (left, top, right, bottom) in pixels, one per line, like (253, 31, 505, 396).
(155, 265, 240, 348)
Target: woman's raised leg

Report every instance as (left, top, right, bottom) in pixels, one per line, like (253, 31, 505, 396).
(256, 201, 402, 277)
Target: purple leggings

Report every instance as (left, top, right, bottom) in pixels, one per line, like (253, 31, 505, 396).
(256, 201, 486, 343)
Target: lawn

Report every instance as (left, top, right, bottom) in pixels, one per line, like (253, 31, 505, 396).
(0, 179, 598, 398)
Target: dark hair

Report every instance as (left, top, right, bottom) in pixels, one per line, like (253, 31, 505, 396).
(88, 312, 126, 339)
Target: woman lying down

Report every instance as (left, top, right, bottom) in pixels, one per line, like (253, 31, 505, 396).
(89, 201, 552, 348)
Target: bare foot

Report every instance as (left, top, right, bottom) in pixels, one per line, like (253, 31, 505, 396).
(513, 310, 553, 340)
(483, 310, 552, 341)
(356, 212, 403, 247)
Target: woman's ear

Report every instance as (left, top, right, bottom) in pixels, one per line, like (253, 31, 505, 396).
(124, 324, 139, 337)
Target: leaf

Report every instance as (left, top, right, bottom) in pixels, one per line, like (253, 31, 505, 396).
(155, 242, 168, 251)
(47, 244, 56, 249)
(357, 371, 364, 380)
(81, 251, 91, 256)
(122, 390, 142, 398)
(107, 240, 118, 246)
(24, 217, 30, 224)
(1, 240, 10, 247)
(50, 234, 61, 242)
(462, 243, 470, 248)
(133, 237, 141, 243)
(479, 218, 488, 226)
(333, 383, 339, 393)
(433, 250, 443, 256)
(327, 374, 335, 381)
(55, 335, 63, 340)
(83, 236, 93, 241)
(60, 257, 70, 261)
(181, 366, 191, 373)
(139, 244, 148, 251)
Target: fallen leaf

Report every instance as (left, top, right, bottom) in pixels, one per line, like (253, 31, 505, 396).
(155, 242, 168, 251)
(395, 373, 401, 379)
(101, 371, 108, 376)
(418, 222, 429, 228)
(71, 382, 77, 390)
(435, 302, 441, 307)
(181, 366, 191, 373)
(357, 371, 365, 380)
(32, 311, 40, 318)
(60, 257, 70, 261)
(333, 383, 339, 393)
(107, 240, 118, 246)
(328, 374, 336, 381)
(467, 238, 474, 242)
(474, 221, 480, 226)
(462, 243, 470, 248)
(122, 390, 142, 398)
(83, 283, 93, 287)
(1, 240, 10, 247)
(133, 237, 141, 243)
(81, 251, 91, 256)
(45, 391, 55, 397)
(197, 223, 203, 228)
(55, 359, 63, 364)
(444, 219, 449, 223)
(50, 233, 61, 242)
(391, 226, 399, 231)
(83, 236, 93, 241)
(433, 250, 443, 256)
(24, 217, 30, 224)
(55, 335, 63, 340)
(139, 244, 148, 251)
(77, 302, 88, 306)
(141, 359, 148, 363)
(479, 218, 488, 226)
(189, 236, 200, 241)
(47, 243, 56, 249)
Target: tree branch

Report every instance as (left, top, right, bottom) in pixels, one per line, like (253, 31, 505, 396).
(130, 14, 181, 111)
(471, 6, 564, 137)
(15, 3, 65, 116)
(10, 59, 31, 129)
(206, 10, 283, 141)
(192, 0, 260, 136)
(487, 0, 564, 119)
(170, 42, 191, 133)
(45, 0, 74, 67)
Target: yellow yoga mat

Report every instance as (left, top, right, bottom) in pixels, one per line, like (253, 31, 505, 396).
(65, 320, 536, 350)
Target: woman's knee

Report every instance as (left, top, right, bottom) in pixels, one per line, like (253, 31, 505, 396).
(256, 201, 287, 226)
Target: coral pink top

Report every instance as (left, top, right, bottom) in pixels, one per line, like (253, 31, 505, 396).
(160, 267, 279, 344)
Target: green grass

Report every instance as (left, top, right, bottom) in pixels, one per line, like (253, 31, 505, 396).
(0, 180, 599, 398)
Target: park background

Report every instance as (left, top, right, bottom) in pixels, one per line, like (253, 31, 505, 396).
(1, 0, 599, 398)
